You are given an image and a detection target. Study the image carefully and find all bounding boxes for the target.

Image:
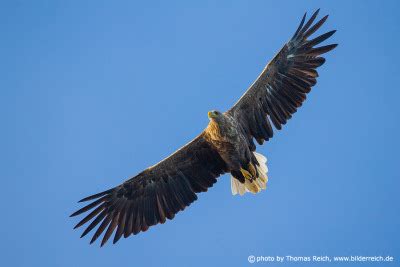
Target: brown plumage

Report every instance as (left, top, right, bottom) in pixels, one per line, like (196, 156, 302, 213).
(71, 9, 337, 246)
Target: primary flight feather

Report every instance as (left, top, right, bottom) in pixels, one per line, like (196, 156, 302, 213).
(71, 9, 337, 246)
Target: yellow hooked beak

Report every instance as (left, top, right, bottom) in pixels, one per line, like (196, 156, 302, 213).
(208, 111, 217, 119)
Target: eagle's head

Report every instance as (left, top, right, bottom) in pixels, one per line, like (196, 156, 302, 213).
(208, 110, 223, 121)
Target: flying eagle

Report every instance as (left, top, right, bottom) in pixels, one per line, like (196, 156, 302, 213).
(71, 9, 337, 246)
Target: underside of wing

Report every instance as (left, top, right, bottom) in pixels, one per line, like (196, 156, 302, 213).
(229, 9, 337, 149)
(70, 134, 227, 246)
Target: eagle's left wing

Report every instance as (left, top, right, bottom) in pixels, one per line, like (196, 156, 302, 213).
(228, 9, 337, 149)
(70, 133, 227, 246)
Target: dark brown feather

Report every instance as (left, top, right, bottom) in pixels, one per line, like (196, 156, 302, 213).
(303, 15, 329, 39)
(101, 212, 120, 246)
(306, 44, 338, 56)
(74, 203, 106, 229)
(298, 9, 320, 37)
(90, 214, 112, 244)
(70, 196, 108, 217)
(113, 207, 126, 244)
(305, 30, 336, 48)
(80, 209, 108, 238)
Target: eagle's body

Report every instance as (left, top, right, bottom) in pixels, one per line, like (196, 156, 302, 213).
(71, 9, 337, 246)
(205, 111, 268, 194)
(205, 112, 249, 173)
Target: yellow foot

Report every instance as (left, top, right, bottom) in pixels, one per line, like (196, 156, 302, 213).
(240, 168, 252, 180)
(248, 163, 257, 178)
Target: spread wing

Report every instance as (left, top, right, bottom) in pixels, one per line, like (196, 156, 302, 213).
(70, 133, 227, 246)
(228, 9, 337, 149)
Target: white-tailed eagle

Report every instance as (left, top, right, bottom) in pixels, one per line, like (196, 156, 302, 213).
(71, 9, 337, 246)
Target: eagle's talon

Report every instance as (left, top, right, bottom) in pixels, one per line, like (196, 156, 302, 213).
(248, 163, 257, 178)
(240, 168, 253, 180)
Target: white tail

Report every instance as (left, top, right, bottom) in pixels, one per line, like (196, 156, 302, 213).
(231, 152, 268, 196)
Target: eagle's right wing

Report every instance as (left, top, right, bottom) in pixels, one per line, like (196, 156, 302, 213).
(70, 133, 227, 246)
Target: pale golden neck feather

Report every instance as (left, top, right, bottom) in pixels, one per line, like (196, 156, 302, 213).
(205, 120, 222, 140)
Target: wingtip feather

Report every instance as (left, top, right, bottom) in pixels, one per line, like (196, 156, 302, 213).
(78, 189, 113, 203)
(292, 12, 307, 39)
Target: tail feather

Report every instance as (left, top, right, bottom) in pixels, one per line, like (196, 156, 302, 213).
(231, 178, 246, 195)
(231, 152, 268, 196)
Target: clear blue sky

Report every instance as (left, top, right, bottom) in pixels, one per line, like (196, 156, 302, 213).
(2, 1, 399, 266)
